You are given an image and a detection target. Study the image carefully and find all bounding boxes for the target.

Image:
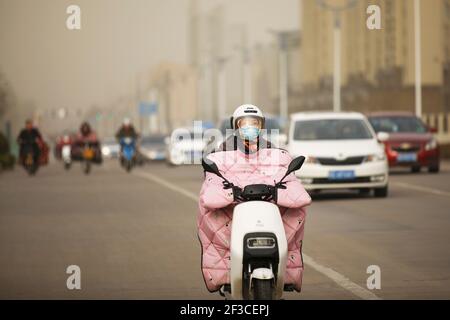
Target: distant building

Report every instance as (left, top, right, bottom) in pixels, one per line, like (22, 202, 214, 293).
(299, 0, 450, 113)
(149, 62, 198, 133)
(189, 0, 301, 123)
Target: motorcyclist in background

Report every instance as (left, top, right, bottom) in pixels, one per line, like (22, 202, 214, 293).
(116, 118, 140, 164)
(115, 118, 139, 141)
(17, 119, 42, 166)
(72, 122, 102, 163)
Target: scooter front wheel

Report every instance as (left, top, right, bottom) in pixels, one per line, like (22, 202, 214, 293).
(126, 160, 132, 172)
(83, 161, 91, 175)
(252, 279, 274, 300)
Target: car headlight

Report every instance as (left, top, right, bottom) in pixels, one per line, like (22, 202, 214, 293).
(102, 146, 111, 156)
(145, 150, 156, 158)
(425, 139, 437, 151)
(364, 153, 386, 162)
(305, 156, 319, 164)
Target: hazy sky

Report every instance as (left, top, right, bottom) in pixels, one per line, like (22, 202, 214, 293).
(0, 0, 190, 114)
(195, 0, 300, 46)
(0, 0, 299, 116)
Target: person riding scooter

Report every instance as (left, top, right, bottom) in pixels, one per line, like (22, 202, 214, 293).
(116, 118, 139, 167)
(197, 104, 312, 296)
(72, 122, 102, 164)
(17, 120, 43, 170)
(115, 118, 139, 141)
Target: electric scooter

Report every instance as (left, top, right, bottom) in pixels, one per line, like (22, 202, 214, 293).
(201, 155, 306, 300)
(120, 137, 136, 172)
(22, 144, 37, 176)
(61, 135, 72, 170)
(81, 142, 95, 175)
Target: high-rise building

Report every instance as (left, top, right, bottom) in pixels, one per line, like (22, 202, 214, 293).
(299, 0, 450, 113)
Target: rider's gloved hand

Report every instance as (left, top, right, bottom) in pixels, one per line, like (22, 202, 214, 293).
(232, 186, 243, 201)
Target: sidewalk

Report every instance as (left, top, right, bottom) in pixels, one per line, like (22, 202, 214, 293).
(441, 160, 450, 170)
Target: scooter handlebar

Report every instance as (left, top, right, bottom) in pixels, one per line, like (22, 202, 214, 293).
(231, 183, 283, 203)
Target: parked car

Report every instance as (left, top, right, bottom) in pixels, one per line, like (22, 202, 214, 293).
(287, 112, 389, 197)
(166, 128, 206, 166)
(139, 135, 167, 161)
(101, 137, 120, 159)
(367, 112, 440, 173)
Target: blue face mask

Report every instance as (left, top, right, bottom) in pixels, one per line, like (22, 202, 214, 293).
(239, 126, 261, 141)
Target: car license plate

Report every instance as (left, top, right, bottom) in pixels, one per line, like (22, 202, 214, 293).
(329, 170, 355, 180)
(397, 152, 417, 162)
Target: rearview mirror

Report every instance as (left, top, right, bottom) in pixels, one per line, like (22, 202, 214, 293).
(286, 156, 305, 176)
(201, 158, 222, 177)
(429, 127, 438, 134)
(276, 156, 305, 185)
(377, 132, 389, 142)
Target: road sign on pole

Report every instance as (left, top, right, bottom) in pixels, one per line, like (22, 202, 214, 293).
(138, 102, 158, 116)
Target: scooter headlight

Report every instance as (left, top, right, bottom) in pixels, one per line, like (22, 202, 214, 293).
(102, 146, 111, 156)
(123, 137, 133, 144)
(247, 237, 276, 249)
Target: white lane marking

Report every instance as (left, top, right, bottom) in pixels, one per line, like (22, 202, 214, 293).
(133, 169, 382, 300)
(392, 182, 450, 197)
(133, 171, 198, 202)
(302, 255, 381, 300)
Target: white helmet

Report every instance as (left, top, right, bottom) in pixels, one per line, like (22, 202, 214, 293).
(123, 117, 131, 126)
(230, 104, 265, 130)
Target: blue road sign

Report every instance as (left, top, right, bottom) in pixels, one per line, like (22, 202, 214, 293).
(138, 102, 158, 116)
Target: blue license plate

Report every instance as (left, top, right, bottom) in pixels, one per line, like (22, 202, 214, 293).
(329, 170, 355, 180)
(397, 152, 417, 162)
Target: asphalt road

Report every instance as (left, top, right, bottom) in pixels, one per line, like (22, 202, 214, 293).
(1, 159, 449, 299)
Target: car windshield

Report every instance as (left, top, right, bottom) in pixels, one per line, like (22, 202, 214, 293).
(369, 116, 428, 133)
(141, 136, 166, 144)
(293, 119, 373, 140)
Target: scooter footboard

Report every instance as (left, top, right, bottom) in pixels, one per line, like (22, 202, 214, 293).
(230, 201, 288, 300)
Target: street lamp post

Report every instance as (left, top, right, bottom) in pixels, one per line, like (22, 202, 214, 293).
(268, 30, 296, 126)
(243, 50, 252, 103)
(216, 57, 229, 122)
(279, 40, 288, 123)
(234, 45, 252, 103)
(333, 15, 342, 113)
(414, 0, 422, 118)
(316, 0, 357, 112)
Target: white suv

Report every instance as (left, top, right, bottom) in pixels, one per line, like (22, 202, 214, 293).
(287, 112, 389, 197)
